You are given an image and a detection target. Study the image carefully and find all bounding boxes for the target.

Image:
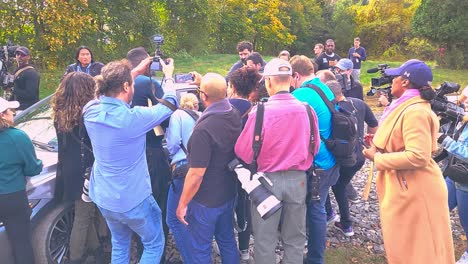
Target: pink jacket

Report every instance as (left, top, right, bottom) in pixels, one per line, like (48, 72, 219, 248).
(235, 93, 319, 172)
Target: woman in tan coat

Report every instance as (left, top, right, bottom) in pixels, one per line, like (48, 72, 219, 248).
(363, 59, 455, 264)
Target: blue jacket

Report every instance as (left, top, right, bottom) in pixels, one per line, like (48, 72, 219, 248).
(441, 123, 468, 190)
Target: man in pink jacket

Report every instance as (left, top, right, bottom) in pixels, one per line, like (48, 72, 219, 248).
(235, 58, 319, 264)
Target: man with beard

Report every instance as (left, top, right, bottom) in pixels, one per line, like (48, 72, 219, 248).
(316, 39, 341, 71)
(84, 58, 178, 264)
(13, 46, 40, 111)
(126, 47, 172, 263)
(226, 41, 253, 81)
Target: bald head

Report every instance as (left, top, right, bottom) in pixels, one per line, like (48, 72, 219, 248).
(200, 73, 227, 101)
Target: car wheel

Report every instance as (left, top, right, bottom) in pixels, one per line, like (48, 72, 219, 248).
(32, 202, 74, 264)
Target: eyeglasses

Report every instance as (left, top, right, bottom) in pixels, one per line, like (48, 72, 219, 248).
(196, 88, 208, 98)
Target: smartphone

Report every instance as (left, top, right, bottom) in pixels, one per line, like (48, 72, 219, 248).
(175, 73, 194, 83)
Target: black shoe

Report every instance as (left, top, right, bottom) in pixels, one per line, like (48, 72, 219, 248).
(346, 183, 359, 203)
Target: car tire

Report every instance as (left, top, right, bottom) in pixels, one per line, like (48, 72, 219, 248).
(32, 201, 74, 264)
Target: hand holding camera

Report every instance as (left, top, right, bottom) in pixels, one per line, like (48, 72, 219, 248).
(162, 58, 174, 78)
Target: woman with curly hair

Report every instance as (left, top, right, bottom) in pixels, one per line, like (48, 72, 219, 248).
(227, 66, 261, 261)
(51, 72, 103, 263)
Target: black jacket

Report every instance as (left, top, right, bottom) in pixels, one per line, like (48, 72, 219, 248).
(13, 64, 40, 110)
(63, 61, 104, 79)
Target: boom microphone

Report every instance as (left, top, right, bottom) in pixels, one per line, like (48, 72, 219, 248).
(367, 67, 380, 74)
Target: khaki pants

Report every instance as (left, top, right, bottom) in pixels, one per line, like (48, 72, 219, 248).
(251, 170, 307, 264)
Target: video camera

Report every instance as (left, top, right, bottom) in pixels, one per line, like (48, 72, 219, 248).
(0, 41, 17, 91)
(149, 34, 166, 74)
(331, 68, 351, 92)
(431, 82, 464, 129)
(366, 64, 394, 103)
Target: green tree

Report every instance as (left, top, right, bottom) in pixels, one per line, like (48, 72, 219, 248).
(412, 0, 468, 68)
(353, 0, 421, 57)
(0, 0, 96, 68)
(331, 0, 356, 56)
(283, 0, 325, 55)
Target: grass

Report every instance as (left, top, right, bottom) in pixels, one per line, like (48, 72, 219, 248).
(325, 246, 386, 264)
(39, 55, 468, 100)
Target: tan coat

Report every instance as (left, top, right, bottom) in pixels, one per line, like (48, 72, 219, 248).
(373, 96, 455, 264)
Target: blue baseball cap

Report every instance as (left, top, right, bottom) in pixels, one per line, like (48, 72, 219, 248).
(336, 59, 354, 71)
(384, 59, 433, 88)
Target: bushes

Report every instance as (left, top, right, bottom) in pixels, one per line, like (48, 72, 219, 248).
(405, 37, 437, 61)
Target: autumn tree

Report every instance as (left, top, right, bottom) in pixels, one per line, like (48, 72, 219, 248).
(353, 0, 421, 58)
(0, 0, 96, 68)
(412, 0, 468, 68)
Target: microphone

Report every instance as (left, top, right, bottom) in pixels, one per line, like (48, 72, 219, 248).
(367, 67, 379, 74)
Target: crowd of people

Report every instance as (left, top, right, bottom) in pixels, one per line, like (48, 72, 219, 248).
(0, 38, 467, 264)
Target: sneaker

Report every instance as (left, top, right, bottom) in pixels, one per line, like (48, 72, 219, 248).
(240, 249, 250, 261)
(334, 221, 354, 237)
(346, 183, 359, 203)
(457, 252, 468, 264)
(326, 210, 340, 225)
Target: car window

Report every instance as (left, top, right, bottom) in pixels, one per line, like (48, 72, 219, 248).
(14, 97, 57, 152)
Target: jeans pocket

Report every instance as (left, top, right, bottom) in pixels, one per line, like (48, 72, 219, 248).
(147, 196, 162, 215)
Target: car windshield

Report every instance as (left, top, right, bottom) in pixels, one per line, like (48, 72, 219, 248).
(14, 96, 57, 152)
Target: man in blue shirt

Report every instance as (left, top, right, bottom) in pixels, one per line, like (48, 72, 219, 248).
(347, 37, 367, 82)
(126, 47, 172, 261)
(84, 57, 178, 264)
(290, 55, 340, 264)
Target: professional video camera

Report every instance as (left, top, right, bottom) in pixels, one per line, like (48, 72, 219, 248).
(331, 68, 351, 92)
(431, 81, 464, 129)
(149, 34, 165, 74)
(0, 41, 17, 91)
(228, 159, 282, 220)
(366, 64, 394, 103)
(431, 81, 464, 163)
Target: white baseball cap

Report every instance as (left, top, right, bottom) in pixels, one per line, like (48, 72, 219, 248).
(263, 58, 292, 76)
(0, 97, 20, 113)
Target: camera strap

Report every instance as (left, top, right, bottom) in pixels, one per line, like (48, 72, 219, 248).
(252, 102, 265, 174)
(303, 104, 317, 165)
(178, 108, 200, 155)
(14, 66, 34, 78)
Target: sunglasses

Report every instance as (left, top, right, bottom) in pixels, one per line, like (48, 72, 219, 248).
(196, 88, 208, 97)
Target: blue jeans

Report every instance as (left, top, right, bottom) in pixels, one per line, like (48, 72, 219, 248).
(166, 177, 192, 263)
(446, 177, 468, 253)
(307, 165, 340, 264)
(187, 198, 239, 264)
(98, 195, 165, 264)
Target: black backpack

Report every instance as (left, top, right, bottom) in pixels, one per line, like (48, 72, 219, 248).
(306, 84, 358, 167)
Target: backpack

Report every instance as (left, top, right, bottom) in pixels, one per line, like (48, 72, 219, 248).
(305, 84, 358, 167)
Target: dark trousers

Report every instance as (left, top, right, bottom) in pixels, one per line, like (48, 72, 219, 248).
(0, 190, 35, 264)
(236, 188, 252, 251)
(325, 157, 365, 228)
(146, 147, 171, 262)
